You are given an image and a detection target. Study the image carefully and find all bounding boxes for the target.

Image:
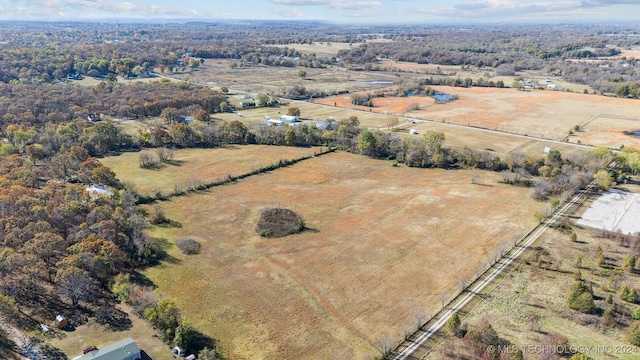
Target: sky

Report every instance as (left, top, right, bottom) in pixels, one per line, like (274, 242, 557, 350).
(1, 0, 640, 23)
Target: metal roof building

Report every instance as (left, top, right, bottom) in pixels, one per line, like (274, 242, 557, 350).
(74, 338, 141, 360)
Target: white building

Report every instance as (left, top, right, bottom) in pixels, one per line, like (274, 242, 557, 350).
(280, 115, 299, 123)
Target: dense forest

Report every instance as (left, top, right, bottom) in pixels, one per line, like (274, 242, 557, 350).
(0, 22, 639, 95)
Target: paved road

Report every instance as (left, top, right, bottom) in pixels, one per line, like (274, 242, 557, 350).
(390, 178, 598, 360)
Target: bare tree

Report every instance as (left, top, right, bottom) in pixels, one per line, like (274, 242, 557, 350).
(457, 276, 469, 292)
(440, 292, 448, 308)
(413, 310, 427, 330)
(374, 333, 393, 356)
(401, 325, 412, 340)
(156, 147, 174, 163)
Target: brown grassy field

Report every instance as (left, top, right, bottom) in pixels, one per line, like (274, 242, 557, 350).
(432, 183, 640, 360)
(109, 149, 549, 359)
(100, 145, 321, 195)
(271, 42, 358, 57)
(186, 59, 401, 96)
(316, 86, 640, 150)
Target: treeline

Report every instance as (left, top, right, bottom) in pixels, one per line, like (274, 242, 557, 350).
(355, 128, 621, 201)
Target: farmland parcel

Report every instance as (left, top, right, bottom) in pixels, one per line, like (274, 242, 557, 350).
(104, 148, 547, 359)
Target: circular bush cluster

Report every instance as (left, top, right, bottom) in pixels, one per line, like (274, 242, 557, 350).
(175, 237, 200, 255)
(255, 207, 305, 238)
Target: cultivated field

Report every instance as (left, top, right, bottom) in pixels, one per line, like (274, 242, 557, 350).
(100, 145, 321, 195)
(315, 86, 640, 150)
(105, 148, 548, 359)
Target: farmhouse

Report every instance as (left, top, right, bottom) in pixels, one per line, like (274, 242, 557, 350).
(280, 115, 299, 123)
(73, 338, 141, 360)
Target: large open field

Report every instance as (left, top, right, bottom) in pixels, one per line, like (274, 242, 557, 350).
(315, 86, 640, 150)
(105, 147, 547, 359)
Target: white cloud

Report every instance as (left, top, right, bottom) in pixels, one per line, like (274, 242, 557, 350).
(274, 7, 304, 17)
(332, 1, 381, 10)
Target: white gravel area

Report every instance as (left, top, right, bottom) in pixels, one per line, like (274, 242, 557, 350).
(577, 189, 640, 234)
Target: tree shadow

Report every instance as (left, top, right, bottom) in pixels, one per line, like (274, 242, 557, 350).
(94, 305, 132, 331)
(32, 339, 68, 360)
(163, 159, 184, 166)
(189, 331, 222, 358)
(0, 327, 18, 359)
(130, 271, 156, 288)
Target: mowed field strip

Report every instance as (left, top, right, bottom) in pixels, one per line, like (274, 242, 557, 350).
(106, 148, 547, 359)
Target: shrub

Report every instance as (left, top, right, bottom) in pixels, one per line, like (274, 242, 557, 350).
(255, 207, 305, 238)
(632, 307, 640, 320)
(175, 237, 200, 255)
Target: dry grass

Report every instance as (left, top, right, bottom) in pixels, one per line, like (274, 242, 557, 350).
(432, 182, 640, 360)
(100, 145, 321, 195)
(270, 42, 358, 57)
(132, 150, 545, 359)
(316, 85, 640, 150)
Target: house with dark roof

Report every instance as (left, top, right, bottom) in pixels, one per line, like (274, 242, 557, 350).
(74, 338, 141, 360)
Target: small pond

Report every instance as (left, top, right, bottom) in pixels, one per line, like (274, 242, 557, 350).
(432, 93, 455, 102)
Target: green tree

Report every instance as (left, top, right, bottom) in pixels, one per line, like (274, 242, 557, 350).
(0, 294, 18, 322)
(424, 130, 445, 154)
(111, 273, 132, 303)
(593, 169, 614, 191)
(568, 280, 594, 313)
(624, 255, 637, 272)
(145, 298, 181, 343)
(357, 130, 377, 156)
(257, 93, 270, 107)
(623, 286, 639, 304)
(287, 107, 301, 117)
(546, 149, 562, 167)
(447, 313, 461, 334)
(173, 319, 197, 350)
(284, 128, 297, 146)
(627, 321, 640, 346)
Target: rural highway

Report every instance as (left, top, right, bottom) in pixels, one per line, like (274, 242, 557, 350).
(390, 178, 598, 360)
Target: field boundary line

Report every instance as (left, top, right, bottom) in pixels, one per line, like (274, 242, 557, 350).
(136, 147, 336, 204)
